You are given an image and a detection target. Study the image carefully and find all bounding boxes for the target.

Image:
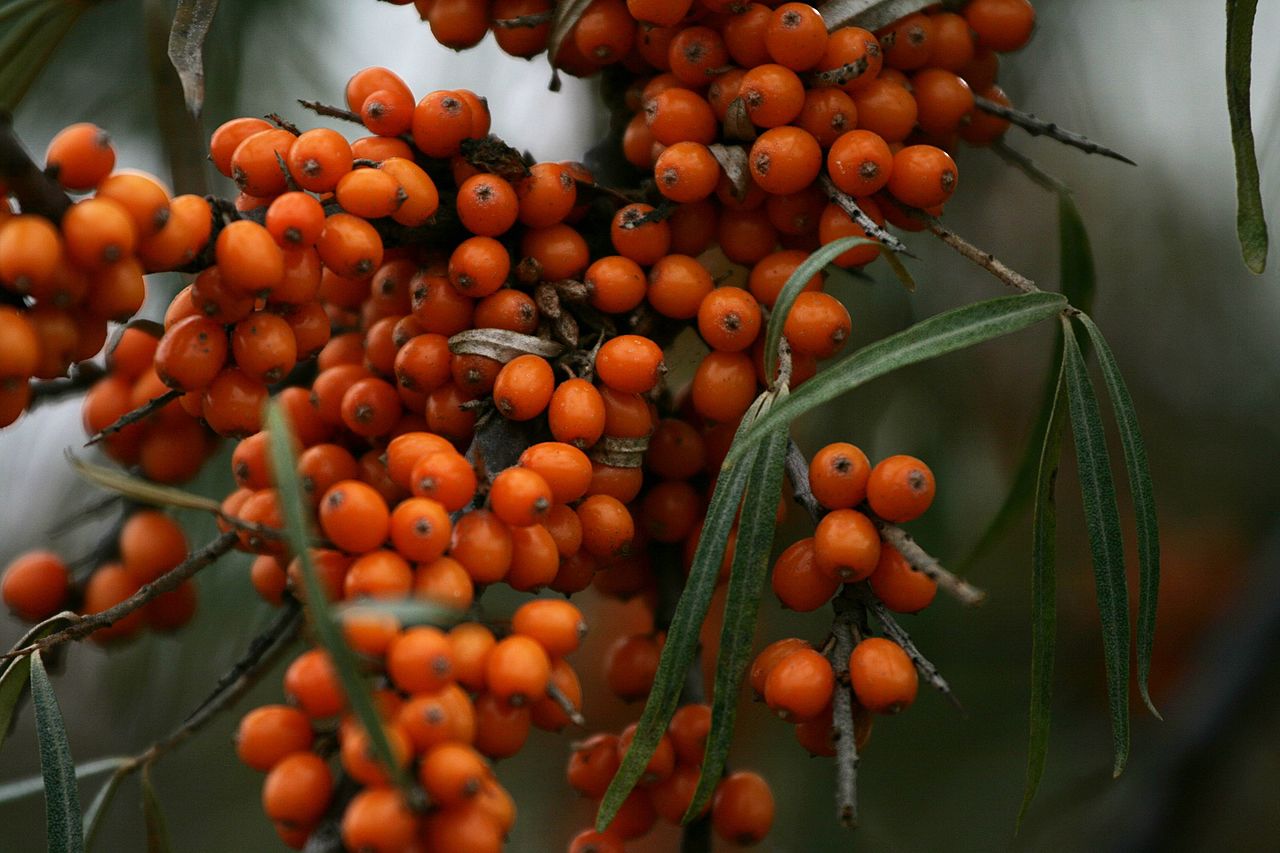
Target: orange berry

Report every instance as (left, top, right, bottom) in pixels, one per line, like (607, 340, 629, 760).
(604, 633, 661, 702)
(449, 509, 513, 583)
(319, 480, 390, 553)
(236, 705, 314, 772)
(771, 537, 838, 611)
(261, 752, 332, 827)
(808, 441, 870, 509)
(284, 648, 346, 718)
(486, 635, 551, 705)
(340, 787, 417, 853)
(848, 636, 918, 713)
(1, 551, 69, 622)
(887, 144, 958, 209)
(711, 771, 774, 845)
(866, 454, 935, 522)
(748, 126, 822, 195)
(387, 626, 454, 694)
(595, 334, 665, 394)
(765, 3, 828, 71)
(286, 128, 352, 194)
(119, 510, 188, 585)
(512, 598, 586, 658)
(965, 0, 1036, 52)
(763, 647, 833, 721)
(828, 129, 894, 196)
(813, 508, 881, 582)
(493, 354, 555, 421)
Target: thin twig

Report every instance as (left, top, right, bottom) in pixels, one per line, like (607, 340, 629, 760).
(829, 595, 861, 828)
(84, 389, 182, 446)
(974, 96, 1136, 165)
(859, 591, 962, 712)
(617, 201, 675, 230)
(783, 439, 825, 521)
(265, 112, 301, 136)
(923, 215, 1038, 294)
(491, 10, 553, 27)
(819, 175, 912, 256)
(546, 681, 586, 727)
(296, 99, 362, 124)
(0, 531, 239, 661)
(28, 363, 106, 408)
(808, 57, 868, 88)
(873, 520, 986, 607)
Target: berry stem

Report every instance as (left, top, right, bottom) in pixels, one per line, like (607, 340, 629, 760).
(819, 174, 912, 257)
(0, 530, 239, 662)
(920, 212, 1039, 294)
(83, 388, 183, 447)
(0, 111, 72, 221)
(973, 96, 1136, 166)
(295, 99, 362, 124)
(829, 594, 861, 828)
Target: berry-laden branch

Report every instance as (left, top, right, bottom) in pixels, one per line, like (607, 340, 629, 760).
(0, 112, 72, 221)
(974, 96, 1137, 166)
(0, 530, 239, 661)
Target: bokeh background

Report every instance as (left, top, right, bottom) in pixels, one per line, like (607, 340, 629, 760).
(2, 0, 1279, 850)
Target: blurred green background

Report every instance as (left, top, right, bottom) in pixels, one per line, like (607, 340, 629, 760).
(2, 0, 1279, 850)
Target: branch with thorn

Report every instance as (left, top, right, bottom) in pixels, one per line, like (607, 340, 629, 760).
(84, 388, 182, 446)
(975, 96, 1136, 166)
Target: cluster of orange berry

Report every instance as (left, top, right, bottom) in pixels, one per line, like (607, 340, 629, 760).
(241, 598, 591, 850)
(1, 509, 195, 638)
(0, 122, 213, 425)
(566, 703, 775, 849)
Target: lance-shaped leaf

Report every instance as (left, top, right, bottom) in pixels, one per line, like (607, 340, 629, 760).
(30, 652, 84, 853)
(0, 611, 77, 754)
(1061, 319, 1130, 777)
(141, 764, 173, 853)
(1226, 0, 1267, 273)
(167, 0, 219, 115)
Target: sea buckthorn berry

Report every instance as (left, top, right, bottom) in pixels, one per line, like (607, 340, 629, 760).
(641, 481, 700, 543)
(232, 312, 298, 383)
(409, 450, 477, 513)
(965, 0, 1035, 52)
(518, 441, 593, 504)
(809, 441, 871, 508)
(870, 541, 937, 613)
(796, 88, 859, 149)
(887, 144, 958, 209)
(489, 466, 554, 527)
(548, 379, 606, 449)
(913, 68, 976, 137)
(344, 549, 413, 600)
(420, 742, 490, 807)
(959, 83, 1013, 145)
(335, 167, 404, 219)
(867, 454, 936, 522)
(251, 555, 288, 605)
(520, 223, 590, 280)
(763, 647, 834, 721)
(586, 255, 647, 314)
(610, 204, 671, 266)
(155, 315, 228, 391)
(722, 3, 771, 67)
(668, 703, 712, 766)
(573, 0, 635, 63)
(569, 830, 626, 853)
(783, 291, 852, 359)
(474, 289, 538, 334)
(818, 197, 885, 268)
(765, 3, 829, 71)
(95, 171, 170, 238)
(487, 635, 552, 705)
(429, 0, 490, 50)
(647, 254, 714, 320)
(449, 236, 511, 297)
(228, 127, 296, 196)
(340, 787, 417, 853)
(849, 636, 918, 713)
(492, 354, 554, 421)
(360, 85, 415, 138)
(599, 387, 653, 439)
(217, 219, 284, 296)
(2, 551, 69, 622)
(387, 625, 454, 694)
(813, 508, 881, 582)
(739, 64, 806, 128)
(345, 66, 413, 114)
(653, 142, 720, 204)
(533, 657, 583, 730)
(0, 216, 60, 297)
(645, 419, 705, 481)
(261, 753, 333, 833)
(576, 494, 634, 559)
(567, 733, 621, 798)
(712, 771, 775, 846)
(748, 249, 822, 307)
(380, 157, 440, 226)
(604, 633, 661, 702)
(340, 377, 402, 437)
(120, 510, 188, 585)
(692, 350, 757, 423)
(62, 197, 136, 269)
(749, 126, 822, 195)
(44, 123, 115, 189)
(603, 787, 658, 840)
(622, 113, 658, 169)
(283, 648, 345, 717)
(412, 273, 475, 336)
(209, 118, 271, 178)
(828, 129, 894, 196)
(415, 555, 475, 611)
(492, 0, 553, 56)
(881, 11, 934, 70)
(645, 88, 717, 147)
(319, 480, 390, 553)
(595, 334, 665, 394)
(82, 563, 144, 642)
(450, 509, 513, 584)
(771, 537, 839, 611)
(544, 503, 584, 558)
(516, 162, 577, 228)
(456, 173, 519, 237)
(317, 213, 384, 278)
(928, 12, 977, 71)
(397, 684, 474, 752)
(512, 599, 586, 658)
(851, 77, 918, 143)
(817, 26, 883, 94)
(717, 206, 778, 265)
(449, 622, 496, 692)
(618, 722, 676, 786)
(236, 705, 314, 772)
(667, 25, 729, 87)
(667, 199, 718, 256)
(388, 497, 452, 563)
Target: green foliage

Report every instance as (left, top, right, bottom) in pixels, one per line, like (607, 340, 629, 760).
(30, 653, 83, 853)
(1225, 0, 1268, 273)
(0, 612, 77, 755)
(0, 0, 82, 112)
(1061, 320, 1130, 778)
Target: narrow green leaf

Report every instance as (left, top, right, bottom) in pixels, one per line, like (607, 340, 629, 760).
(0, 756, 128, 804)
(764, 236, 877, 381)
(596, 397, 763, 832)
(963, 191, 1096, 567)
(727, 292, 1068, 467)
(82, 767, 127, 852)
(334, 599, 463, 628)
(0, 612, 77, 754)
(66, 454, 222, 513)
(140, 765, 172, 853)
(1226, 0, 1268, 273)
(30, 652, 84, 853)
(0, 5, 78, 112)
(686, 424, 790, 821)
(144, 0, 210, 195)
(1076, 314, 1161, 720)
(265, 403, 417, 800)
(1061, 320, 1129, 777)
(1017, 347, 1067, 827)
(167, 0, 219, 115)
(883, 249, 916, 293)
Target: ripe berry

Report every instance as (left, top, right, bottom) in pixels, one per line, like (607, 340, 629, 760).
(1, 551, 70, 622)
(866, 454, 936, 522)
(711, 771, 775, 845)
(848, 636, 918, 713)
